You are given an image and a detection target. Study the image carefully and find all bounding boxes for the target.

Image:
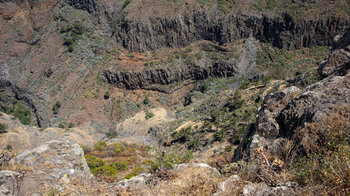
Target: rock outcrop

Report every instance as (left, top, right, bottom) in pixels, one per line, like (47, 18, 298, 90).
(319, 27, 350, 78)
(234, 27, 350, 164)
(235, 71, 349, 161)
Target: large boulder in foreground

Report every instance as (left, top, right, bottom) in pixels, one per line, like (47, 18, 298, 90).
(4, 140, 116, 195)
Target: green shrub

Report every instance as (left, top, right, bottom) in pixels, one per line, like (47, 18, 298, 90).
(84, 154, 105, 169)
(152, 150, 193, 172)
(171, 127, 192, 142)
(53, 101, 61, 114)
(145, 110, 155, 120)
(68, 122, 74, 128)
(183, 94, 192, 106)
(213, 130, 227, 141)
(195, 50, 204, 60)
(109, 143, 126, 153)
(123, 0, 131, 9)
(127, 148, 137, 153)
(104, 91, 111, 99)
(224, 145, 232, 152)
(143, 96, 150, 105)
(188, 137, 201, 150)
(44, 68, 53, 78)
(106, 130, 117, 139)
(92, 164, 116, 176)
(125, 166, 144, 179)
(62, 23, 84, 52)
(266, 0, 278, 9)
(0, 123, 7, 133)
(58, 123, 65, 129)
(199, 83, 208, 93)
(110, 161, 128, 171)
(4, 101, 31, 125)
(225, 92, 244, 111)
(6, 144, 12, 150)
(94, 141, 107, 151)
(126, 53, 135, 58)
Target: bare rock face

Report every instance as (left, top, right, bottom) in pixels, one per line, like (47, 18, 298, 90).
(0, 171, 22, 196)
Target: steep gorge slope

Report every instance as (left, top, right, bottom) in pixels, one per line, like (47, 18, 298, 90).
(0, 0, 349, 130)
(0, 0, 349, 195)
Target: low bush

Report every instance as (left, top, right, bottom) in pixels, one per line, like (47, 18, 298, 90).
(171, 127, 192, 142)
(123, 0, 131, 9)
(94, 141, 107, 151)
(44, 68, 53, 78)
(145, 110, 155, 120)
(143, 96, 150, 105)
(125, 166, 145, 179)
(213, 129, 227, 141)
(110, 161, 128, 171)
(68, 122, 74, 128)
(0, 123, 7, 133)
(52, 101, 61, 114)
(62, 23, 84, 53)
(92, 164, 117, 176)
(104, 91, 111, 99)
(150, 150, 193, 172)
(84, 154, 105, 169)
(106, 130, 117, 139)
(188, 137, 201, 150)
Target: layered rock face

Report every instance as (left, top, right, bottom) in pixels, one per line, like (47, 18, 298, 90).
(65, 0, 350, 53)
(104, 59, 238, 92)
(104, 37, 258, 92)
(115, 12, 349, 52)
